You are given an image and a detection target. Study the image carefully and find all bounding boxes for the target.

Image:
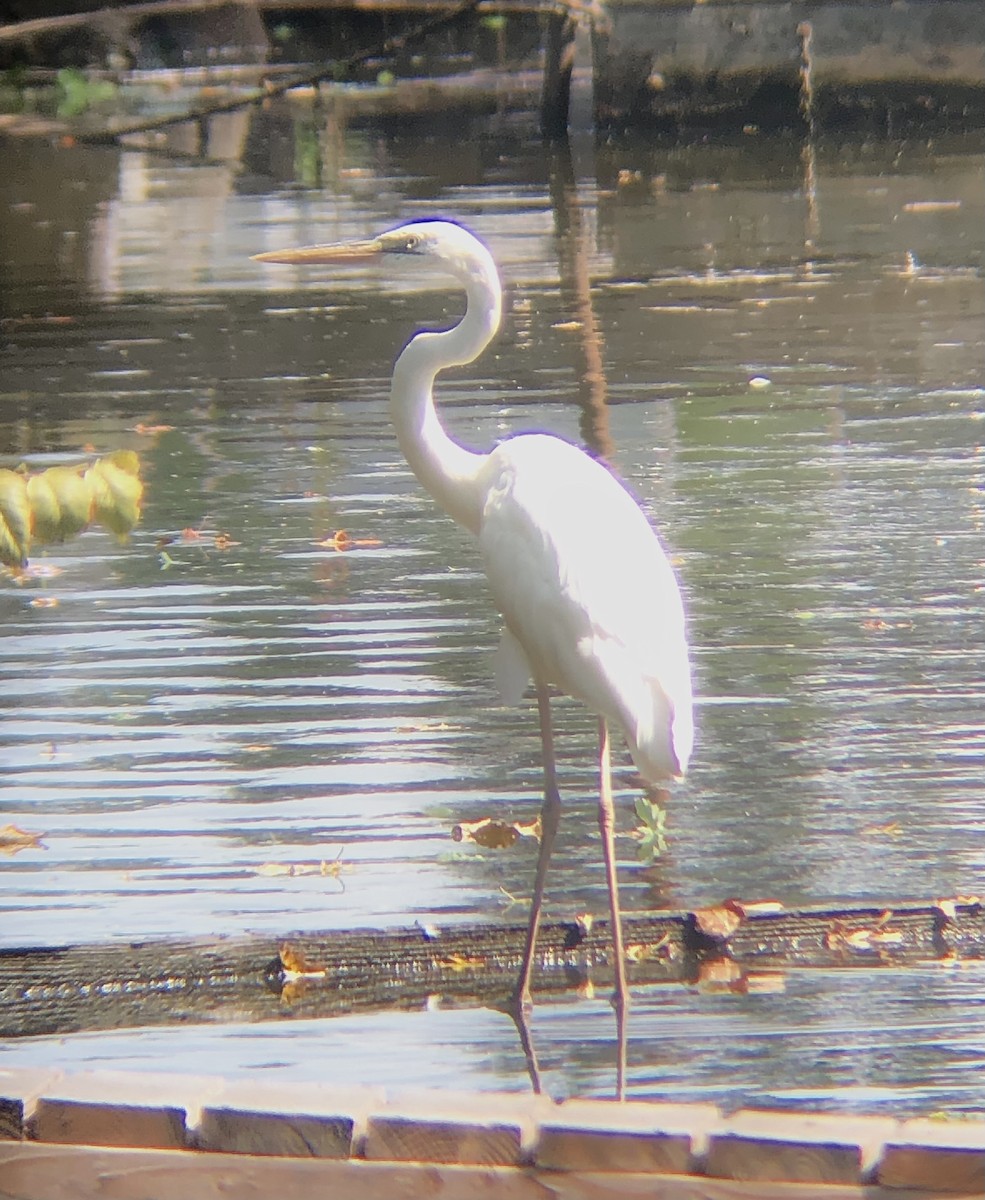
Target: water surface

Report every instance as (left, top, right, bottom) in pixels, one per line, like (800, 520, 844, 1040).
(1, 113, 983, 1109)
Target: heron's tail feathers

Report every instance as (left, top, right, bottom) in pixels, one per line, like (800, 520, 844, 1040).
(628, 677, 693, 783)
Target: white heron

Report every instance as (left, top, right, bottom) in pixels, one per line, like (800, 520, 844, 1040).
(254, 219, 693, 1023)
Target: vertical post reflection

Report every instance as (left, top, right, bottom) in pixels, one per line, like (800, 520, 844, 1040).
(547, 141, 614, 462)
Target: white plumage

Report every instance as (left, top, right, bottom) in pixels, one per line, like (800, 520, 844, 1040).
(254, 219, 694, 1040)
(478, 433, 693, 781)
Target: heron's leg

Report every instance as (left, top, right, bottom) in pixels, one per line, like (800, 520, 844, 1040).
(598, 717, 628, 1098)
(513, 684, 562, 1010)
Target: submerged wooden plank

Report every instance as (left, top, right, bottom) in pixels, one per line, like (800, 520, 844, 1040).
(1, 902, 982, 1039)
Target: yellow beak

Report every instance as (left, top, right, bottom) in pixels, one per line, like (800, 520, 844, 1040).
(252, 238, 383, 266)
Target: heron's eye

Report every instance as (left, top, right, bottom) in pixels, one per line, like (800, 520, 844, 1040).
(402, 234, 420, 252)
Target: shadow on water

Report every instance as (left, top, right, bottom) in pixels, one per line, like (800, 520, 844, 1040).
(1, 107, 983, 1108)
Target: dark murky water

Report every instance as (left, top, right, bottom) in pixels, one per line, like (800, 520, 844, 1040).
(1, 108, 983, 1110)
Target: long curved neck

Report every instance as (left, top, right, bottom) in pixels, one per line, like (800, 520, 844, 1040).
(390, 271, 501, 536)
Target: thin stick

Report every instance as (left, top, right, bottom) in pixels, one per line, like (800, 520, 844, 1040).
(74, 0, 483, 145)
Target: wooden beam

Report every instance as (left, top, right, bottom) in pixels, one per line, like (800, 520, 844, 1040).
(1, 901, 982, 1039)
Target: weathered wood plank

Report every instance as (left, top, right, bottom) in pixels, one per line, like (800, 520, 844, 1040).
(2, 902, 982, 1039)
(0, 1141, 976, 1200)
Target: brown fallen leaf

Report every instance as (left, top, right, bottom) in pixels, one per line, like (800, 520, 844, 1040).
(693, 904, 743, 942)
(279, 943, 326, 976)
(130, 423, 175, 436)
(0, 824, 47, 855)
(451, 816, 542, 849)
(316, 529, 383, 551)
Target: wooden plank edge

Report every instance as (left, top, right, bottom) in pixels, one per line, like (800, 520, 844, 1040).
(0, 1142, 978, 1200)
(2, 1069, 983, 1192)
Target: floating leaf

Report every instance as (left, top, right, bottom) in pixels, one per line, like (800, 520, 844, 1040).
(0, 824, 47, 855)
(316, 529, 382, 551)
(861, 820, 903, 839)
(255, 849, 344, 878)
(130, 423, 174, 436)
(451, 816, 541, 848)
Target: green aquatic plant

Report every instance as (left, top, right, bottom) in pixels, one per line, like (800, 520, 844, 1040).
(55, 68, 117, 118)
(634, 794, 668, 864)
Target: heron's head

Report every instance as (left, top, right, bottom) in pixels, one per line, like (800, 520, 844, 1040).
(253, 219, 499, 292)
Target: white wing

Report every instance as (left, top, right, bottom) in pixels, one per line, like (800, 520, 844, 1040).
(477, 434, 693, 781)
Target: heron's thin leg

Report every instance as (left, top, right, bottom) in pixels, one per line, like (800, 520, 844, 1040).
(598, 716, 628, 1099)
(513, 684, 562, 1011)
(509, 998, 544, 1096)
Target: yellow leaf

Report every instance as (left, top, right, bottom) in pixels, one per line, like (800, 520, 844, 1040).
(25, 472, 62, 543)
(0, 469, 31, 567)
(437, 953, 485, 972)
(85, 455, 143, 537)
(102, 448, 142, 477)
(38, 465, 91, 540)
